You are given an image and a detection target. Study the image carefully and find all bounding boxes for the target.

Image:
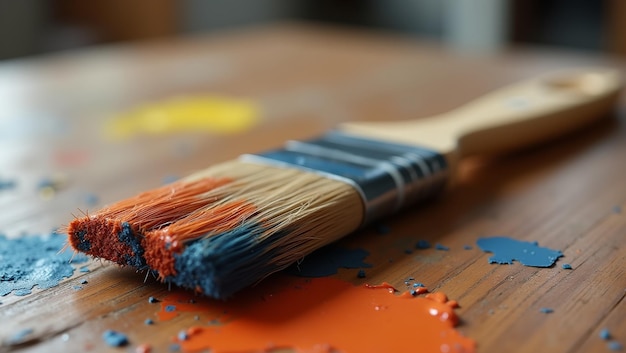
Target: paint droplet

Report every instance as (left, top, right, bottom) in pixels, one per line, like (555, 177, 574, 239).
(415, 240, 431, 249)
(148, 296, 160, 304)
(435, 243, 450, 251)
(600, 328, 612, 340)
(136, 343, 152, 353)
(539, 307, 554, 314)
(609, 341, 624, 351)
(476, 236, 563, 267)
(561, 263, 573, 270)
(102, 330, 129, 347)
(144, 319, 154, 325)
(165, 305, 176, 312)
(463, 245, 473, 250)
(0, 179, 16, 190)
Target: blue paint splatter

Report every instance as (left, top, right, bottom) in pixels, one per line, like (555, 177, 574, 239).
(600, 328, 612, 340)
(539, 307, 554, 314)
(435, 243, 449, 251)
(165, 305, 176, 312)
(609, 341, 623, 351)
(0, 179, 16, 190)
(178, 330, 189, 341)
(102, 330, 129, 347)
(0, 232, 88, 296)
(286, 246, 372, 277)
(415, 240, 431, 249)
(476, 236, 563, 267)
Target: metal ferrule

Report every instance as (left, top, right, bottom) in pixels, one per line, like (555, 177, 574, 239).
(240, 130, 449, 226)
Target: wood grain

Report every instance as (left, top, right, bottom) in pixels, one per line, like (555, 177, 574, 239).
(0, 22, 624, 353)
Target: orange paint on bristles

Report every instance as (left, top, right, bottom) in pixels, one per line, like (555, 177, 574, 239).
(143, 200, 258, 278)
(66, 177, 235, 267)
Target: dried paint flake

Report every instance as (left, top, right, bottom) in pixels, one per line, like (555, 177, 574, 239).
(0, 232, 88, 296)
(148, 296, 160, 304)
(415, 240, 431, 249)
(102, 330, 129, 347)
(0, 179, 16, 190)
(463, 245, 473, 250)
(539, 307, 554, 314)
(476, 236, 563, 267)
(609, 341, 624, 351)
(165, 305, 177, 312)
(435, 243, 450, 251)
(561, 263, 573, 270)
(145, 319, 154, 325)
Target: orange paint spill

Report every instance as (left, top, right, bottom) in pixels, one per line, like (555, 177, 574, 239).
(157, 276, 475, 353)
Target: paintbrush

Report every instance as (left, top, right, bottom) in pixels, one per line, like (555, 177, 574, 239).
(66, 69, 622, 298)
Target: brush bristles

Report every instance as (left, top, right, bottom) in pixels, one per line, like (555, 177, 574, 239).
(66, 160, 364, 298)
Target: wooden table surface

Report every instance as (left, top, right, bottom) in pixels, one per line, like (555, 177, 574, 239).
(0, 22, 624, 353)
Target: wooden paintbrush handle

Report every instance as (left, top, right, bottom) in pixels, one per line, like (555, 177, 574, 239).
(341, 68, 622, 158)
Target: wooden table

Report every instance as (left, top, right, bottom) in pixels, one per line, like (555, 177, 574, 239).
(0, 22, 624, 353)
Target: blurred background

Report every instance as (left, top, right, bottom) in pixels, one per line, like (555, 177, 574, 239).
(0, 0, 624, 60)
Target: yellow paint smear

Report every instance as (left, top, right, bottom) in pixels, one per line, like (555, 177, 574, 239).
(105, 95, 259, 139)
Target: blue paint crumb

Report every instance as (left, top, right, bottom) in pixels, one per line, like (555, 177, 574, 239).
(463, 245, 473, 250)
(7, 328, 34, 345)
(435, 243, 450, 251)
(609, 341, 623, 351)
(178, 330, 189, 341)
(165, 305, 176, 312)
(81, 280, 88, 284)
(561, 263, 573, 270)
(170, 343, 181, 352)
(148, 296, 159, 303)
(0, 179, 16, 190)
(0, 232, 89, 296)
(374, 223, 390, 234)
(600, 328, 612, 340)
(357, 269, 366, 278)
(72, 285, 83, 291)
(286, 246, 372, 277)
(539, 307, 554, 314)
(102, 330, 129, 347)
(145, 318, 154, 325)
(415, 240, 431, 249)
(410, 290, 417, 296)
(413, 282, 425, 288)
(476, 236, 563, 267)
